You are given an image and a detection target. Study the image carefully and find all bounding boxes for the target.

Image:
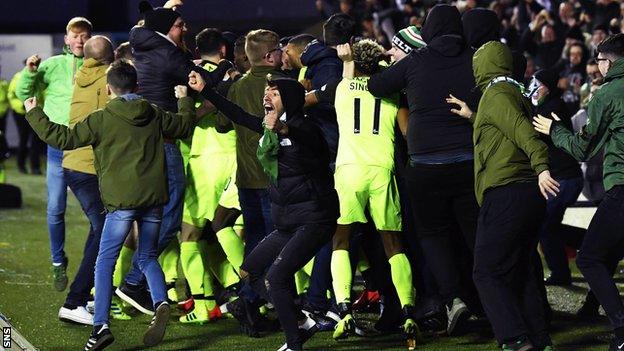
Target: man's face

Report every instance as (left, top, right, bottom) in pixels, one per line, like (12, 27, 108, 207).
(167, 17, 187, 48)
(264, 44, 283, 69)
(387, 45, 407, 62)
(597, 54, 612, 76)
(263, 86, 284, 115)
(592, 30, 607, 46)
(283, 43, 303, 70)
(569, 46, 583, 66)
(65, 28, 91, 57)
(587, 63, 601, 80)
(559, 2, 573, 20)
(541, 25, 556, 43)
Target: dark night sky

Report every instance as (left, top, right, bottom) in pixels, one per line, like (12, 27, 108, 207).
(0, 0, 321, 37)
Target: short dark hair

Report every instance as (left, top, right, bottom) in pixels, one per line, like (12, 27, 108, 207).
(597, 33, 624, 59)
(196, 28, 226, 56)
(115, 42, 133, 61)
(288, 34, 315, 51)
(323, 13, 356, 46)
(107, 60, 137, 95)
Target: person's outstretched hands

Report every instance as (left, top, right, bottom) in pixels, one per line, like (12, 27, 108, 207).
(188, 71, 206, 92)
(446, 94, 473, 119)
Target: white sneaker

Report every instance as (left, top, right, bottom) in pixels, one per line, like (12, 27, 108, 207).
(59, 306, 94, 325)
(86, 300, 95, 314)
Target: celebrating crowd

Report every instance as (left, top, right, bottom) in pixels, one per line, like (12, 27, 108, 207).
(9, 0, 624, 350)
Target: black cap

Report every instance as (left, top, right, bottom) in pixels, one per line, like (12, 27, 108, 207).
(139, 1, 181, 34)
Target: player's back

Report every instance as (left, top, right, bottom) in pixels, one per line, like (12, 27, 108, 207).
(334, 76, 399, 170)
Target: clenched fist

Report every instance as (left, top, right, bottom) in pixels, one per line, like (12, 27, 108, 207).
(26, 55, 41, 72)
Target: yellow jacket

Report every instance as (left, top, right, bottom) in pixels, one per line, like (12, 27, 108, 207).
(62, 58, 109, 174)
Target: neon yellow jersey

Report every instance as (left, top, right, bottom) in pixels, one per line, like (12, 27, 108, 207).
(189, 62, 236, 156)
(334, 76, 399, 170)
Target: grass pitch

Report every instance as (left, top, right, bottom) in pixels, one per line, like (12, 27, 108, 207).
(0, 158, 617, 350)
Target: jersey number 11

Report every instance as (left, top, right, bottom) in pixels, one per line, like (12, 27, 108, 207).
(353, 98, 381, 135)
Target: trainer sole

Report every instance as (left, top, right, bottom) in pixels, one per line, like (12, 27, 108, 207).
(115, 288, 154, 316)
(143, 304, 170, 347)
(58, 311, 94, 326)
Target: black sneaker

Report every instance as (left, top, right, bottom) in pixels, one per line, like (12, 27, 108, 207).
(277, 315, 318, 351)
(446, 297, 470, 336)
(544, 275, 572, 286)
(84, 324, 114, 351)
(576, 293, 601, 322)
(143, 302, 170, 347)
(115, 283, 154, 315)
(227, 298, 261, 337)
(502, 336, 534, 351)
(610, 336, 624, 351)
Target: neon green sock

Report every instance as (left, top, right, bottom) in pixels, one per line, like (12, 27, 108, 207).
(389, 253, 414, 307)
(295, 270, 310, 295)
(113, 246, 134, 288)
(158, 239, 180, 283)
(331, 250, 352, 304)
(215, 227, 245, 273)
(197, 240, 216, 310)
(204, 241, 240, 288)
(303, 257, 314, 275)
(180, 242, 205, 296)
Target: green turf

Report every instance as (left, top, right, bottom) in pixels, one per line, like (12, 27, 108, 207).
(0, 158, 616, 350)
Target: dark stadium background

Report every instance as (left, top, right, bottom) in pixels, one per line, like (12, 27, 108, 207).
(0, 0, 322, 38)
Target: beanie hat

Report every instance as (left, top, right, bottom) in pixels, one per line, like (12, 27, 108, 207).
(534, 68, 559, 92)
(139, 1, 180, 34)
(392, 26, 426, 54)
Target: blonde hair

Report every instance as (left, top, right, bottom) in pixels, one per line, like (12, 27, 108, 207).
(66, 17, 93, 34)
(245, 29, 279, 65)
(352, 39, 384, 75)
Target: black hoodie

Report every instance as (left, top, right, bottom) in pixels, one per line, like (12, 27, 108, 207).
(368, 4, 476, 159)
(129, 26, 231, 113)
(533, 69, 583, 180)
(199, 78, 339, 230)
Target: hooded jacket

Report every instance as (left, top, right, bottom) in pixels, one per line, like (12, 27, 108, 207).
(200, 79, 339, 231)
(16, 47, 83, 126)
(472, 41, 549, 205)
(62, 58, 110, 175)
(25, 97, 196, 211)
(551, 57, 624, 193)
(130, 26, 231, 113)
(368, 4, 476, 159)
(300, 40, 342, 162)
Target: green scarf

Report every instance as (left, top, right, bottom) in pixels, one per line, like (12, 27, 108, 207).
(256, 125, 280, 183)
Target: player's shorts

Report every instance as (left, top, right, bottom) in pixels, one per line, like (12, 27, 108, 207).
(334, 164, 402, 231)
(182, 154, 240, 228)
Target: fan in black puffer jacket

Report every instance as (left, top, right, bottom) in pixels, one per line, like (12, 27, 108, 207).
(193, 73, 338, 350)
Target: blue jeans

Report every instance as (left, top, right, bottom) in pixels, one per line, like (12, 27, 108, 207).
(47, 146, 67, 264)
(539, 177, 583, 280)
(64, 169, 105, 307)
(125, 143, 185, 287)
(94, 207, 166, 325)
(238, 188, 273, 302)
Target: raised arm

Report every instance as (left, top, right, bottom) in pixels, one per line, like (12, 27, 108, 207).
(15, 55, 46, 102)
(159, 89, 198, 139)
(25, 98, 98, 150)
